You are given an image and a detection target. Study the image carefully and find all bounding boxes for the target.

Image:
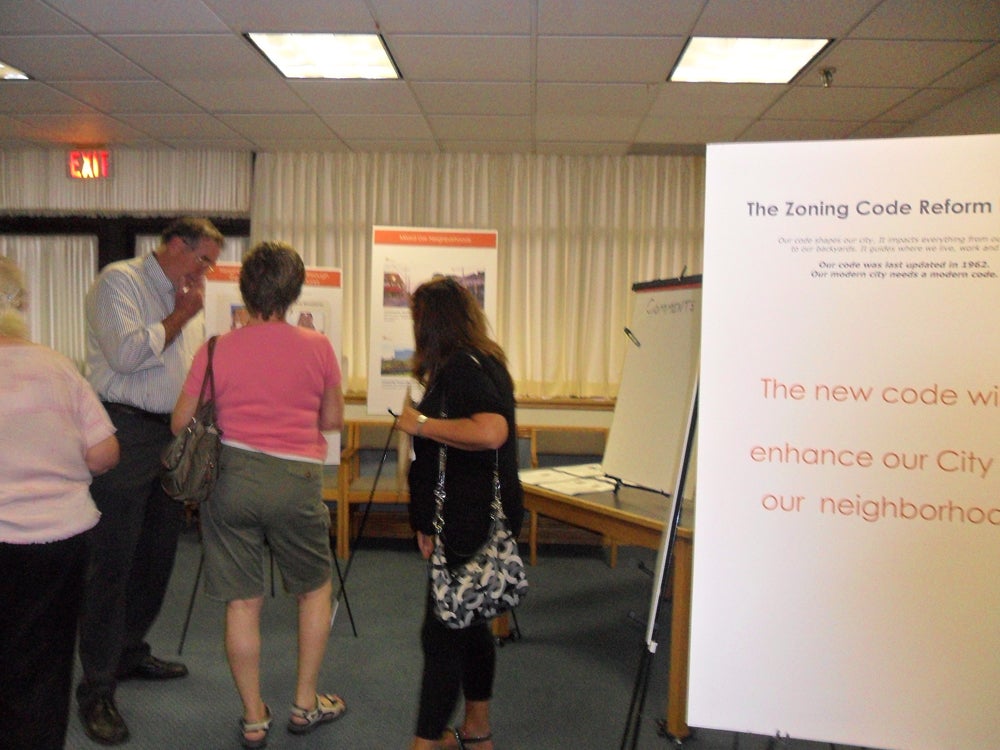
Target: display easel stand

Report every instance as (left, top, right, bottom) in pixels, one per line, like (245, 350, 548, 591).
(178, 533, 282, 655)
(330, 412, 399, 635)
(619, 386, 698, 750)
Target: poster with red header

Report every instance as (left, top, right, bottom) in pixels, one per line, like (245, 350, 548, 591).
(367, 226, 498, 416)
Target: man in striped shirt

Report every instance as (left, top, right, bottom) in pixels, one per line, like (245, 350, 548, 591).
(77, 217, 224, 746)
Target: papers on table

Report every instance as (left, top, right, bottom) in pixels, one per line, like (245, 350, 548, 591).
(518, 464, 616, 495)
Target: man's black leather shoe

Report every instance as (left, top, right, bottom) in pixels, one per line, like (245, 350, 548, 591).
(117, 654, 189, 681)
(79, 694, 130, 745)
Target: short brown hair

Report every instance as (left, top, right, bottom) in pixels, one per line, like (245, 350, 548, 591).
(160, 217, 225, 248)
(239, 241, 305, 320)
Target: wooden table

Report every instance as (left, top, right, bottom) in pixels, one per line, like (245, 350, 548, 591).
(522, 482, 693, 740)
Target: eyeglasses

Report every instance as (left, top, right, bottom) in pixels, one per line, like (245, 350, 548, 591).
(183, 239, 217, 272)
(194, 254, 216, 272)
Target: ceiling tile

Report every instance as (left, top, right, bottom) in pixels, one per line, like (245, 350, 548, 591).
(537, 36, 685, 83)
(876, 88, 967, 121)
(850, 121, 910, 139)
(48, 81, 202, 114)
(740, 119, 860, 141)
(635, 115, 751, 143)
(290, 80, 422, 115)
(385, 34, 532, 81)
(538, 0, 703, 35)
(932, 43, 1000, 88)
(8, 112, 153, 145)
(0, 0, 85, 33)
(322, 114, 434, 140)
(371, 0, 533, 34)
(216, 113, 336, 140)
(817, 39, 991, 87)
(45, 0, 227, 33)
(535, 114, 641, 141)
(427, 114, 532, 140)
(0, 82, 96, 114)
(764, 86, 914, 120)
(536, 83, 659, 115)
(851, 0, 1000, 40)
(0, 36, 151, 80)
(694, 0, 881, 38)
(647, 83, 783, 118)
(411, 82, 532, 115)
(203, 0, 377, 32)
(901, 77, 1000, 136)
(170, 79, 310, 114)
(102, 34, 275, 80)
(117, 113, 241, 139)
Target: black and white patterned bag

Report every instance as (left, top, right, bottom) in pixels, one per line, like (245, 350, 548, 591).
(429, 443, 528, 629)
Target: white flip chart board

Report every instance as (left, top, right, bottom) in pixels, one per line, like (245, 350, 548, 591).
(602, 277, 701, 496)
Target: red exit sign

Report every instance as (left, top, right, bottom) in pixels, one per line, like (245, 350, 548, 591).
(67, 150, 111, 179)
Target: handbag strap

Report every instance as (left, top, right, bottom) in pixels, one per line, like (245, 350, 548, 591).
(195, 335, 218, 409)
(429, 352, 506, 535)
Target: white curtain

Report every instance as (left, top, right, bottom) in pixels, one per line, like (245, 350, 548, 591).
(0, 235, 96, 370)
(0, 149, 252, 215)
(251, 152, 705, 397)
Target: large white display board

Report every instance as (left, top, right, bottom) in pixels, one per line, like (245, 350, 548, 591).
(691, 134, 1000, 750)
(367, 226, 498, 415)
(205, 262, 344, 463)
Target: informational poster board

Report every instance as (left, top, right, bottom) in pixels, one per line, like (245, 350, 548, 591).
(602, 277, 701, 496)
(205, 262, 344, 464)
(367, 226, 498, 415)
(691, 134, 1000, 750)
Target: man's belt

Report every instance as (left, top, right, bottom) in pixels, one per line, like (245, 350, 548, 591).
(102, 401, 171, 426)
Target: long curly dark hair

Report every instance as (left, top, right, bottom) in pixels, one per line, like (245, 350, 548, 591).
(410, 276, 508, 388)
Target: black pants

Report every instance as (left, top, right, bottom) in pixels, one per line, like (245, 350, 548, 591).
(415, 591, 496, 740)
(77, 407, 184, 703)
(0, 535, 88, 750)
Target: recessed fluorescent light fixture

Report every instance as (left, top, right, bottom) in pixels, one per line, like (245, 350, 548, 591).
(0, 60, 30, 80)
(670, 37, 830, 84)
(247, 33, 399, 79)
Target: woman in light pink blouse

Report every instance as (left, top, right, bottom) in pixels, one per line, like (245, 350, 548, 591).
(0, 255, 120, 750)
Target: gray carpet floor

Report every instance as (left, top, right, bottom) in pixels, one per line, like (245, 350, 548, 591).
(64, 528, 879, 750)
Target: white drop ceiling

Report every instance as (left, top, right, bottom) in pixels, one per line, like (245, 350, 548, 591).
(0, 0, 997, 154)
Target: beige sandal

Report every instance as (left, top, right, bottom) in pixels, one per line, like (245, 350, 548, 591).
(287, 692, 346, 735)
(239, 705, 271, 749)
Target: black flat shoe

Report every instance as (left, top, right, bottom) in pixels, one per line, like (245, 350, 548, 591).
(79, 694, 130, 746)
(117, 654, 189, 681)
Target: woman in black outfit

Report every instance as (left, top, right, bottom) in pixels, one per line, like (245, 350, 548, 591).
(398, 277, 523, 750)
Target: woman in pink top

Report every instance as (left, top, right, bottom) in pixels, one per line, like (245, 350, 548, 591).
(172, 242, 345, 749)
(0, 255, 120, 750)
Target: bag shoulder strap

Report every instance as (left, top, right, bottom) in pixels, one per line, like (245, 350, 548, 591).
(196, 335, 218, 408)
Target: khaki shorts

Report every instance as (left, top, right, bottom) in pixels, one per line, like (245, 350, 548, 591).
(201, 445, 331, 601)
